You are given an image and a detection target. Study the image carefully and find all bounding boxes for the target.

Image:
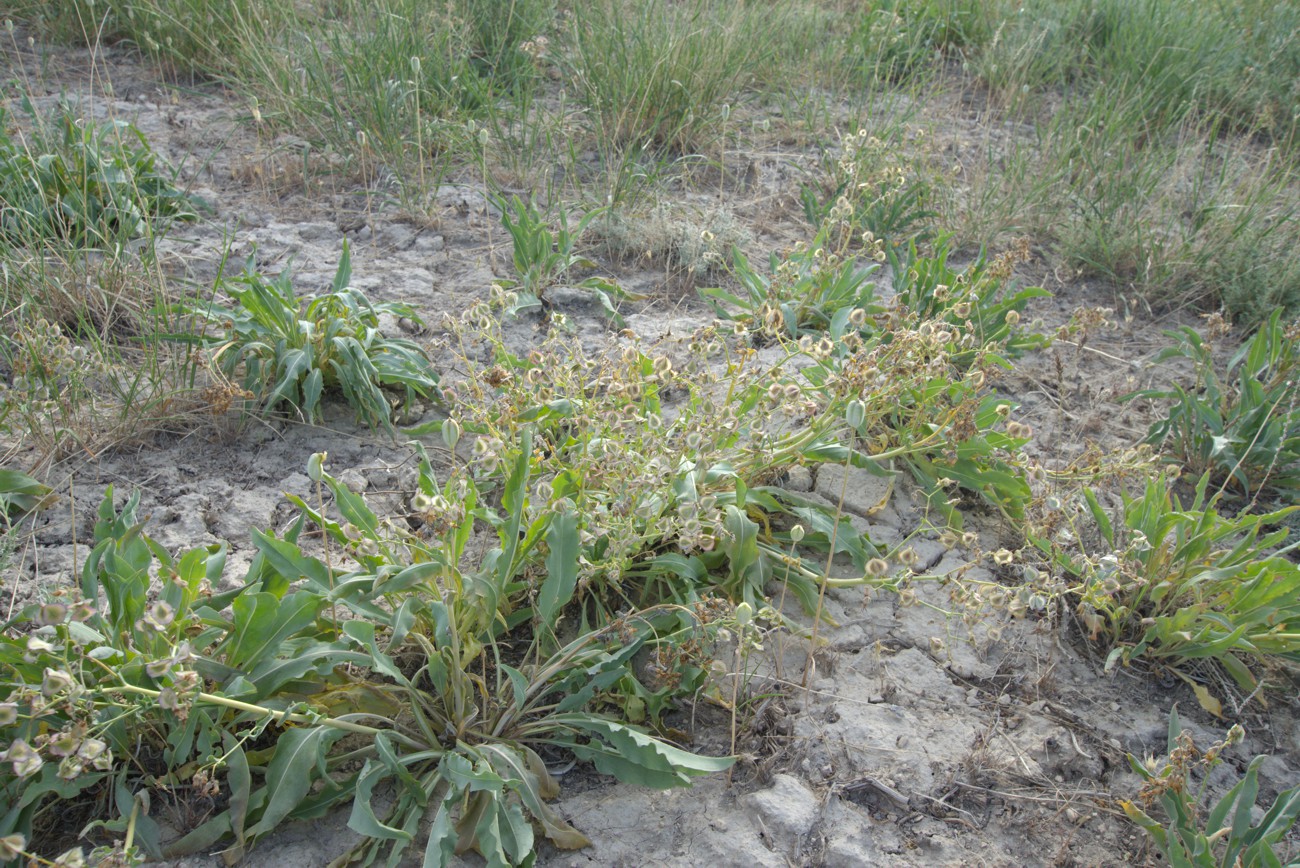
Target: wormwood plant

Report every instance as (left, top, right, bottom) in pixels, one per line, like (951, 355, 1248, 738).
(1123, 708, 1300, 867)
(182, 242, 440, 434)
(0, 99, 199, 249)
(596, 202, 750, 283)
(1128, 312, 1300, 502)
(0, 312, 204, 466)
(1035, 471, 1300, 711)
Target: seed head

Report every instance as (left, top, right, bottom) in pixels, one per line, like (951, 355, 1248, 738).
(34, 602, 67, 627)
(3, 739, 42, 778)
(41, 668, 75, 697)
(0, 834, 25, 860)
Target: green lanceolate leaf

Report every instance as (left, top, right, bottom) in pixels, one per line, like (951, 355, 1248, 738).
(548, 715, 733, 788)
(219, 590, 325, 671)
(722, 504, 760, 598)
(245, 726, 345, 839)
(537, 509, 580, 633)
(0, 468, 53, 521)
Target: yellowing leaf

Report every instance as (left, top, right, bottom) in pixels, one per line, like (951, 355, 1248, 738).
(1193, 683, 1223, 718)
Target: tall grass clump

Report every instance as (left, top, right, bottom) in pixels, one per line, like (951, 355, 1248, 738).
(3, 0, 532, 198)
(224, 0, 482, 195)
(0, 95, 211, 466)
(744, 2, 848, 94)
(565, 0, 773, 202)
(950, 0, 1300, 316)
(954, 64, 1300, 318)
(1047, 101, 1300, 313)
(977, 0, 1300, 148)
(458, 0, 554, 90)
(846, 0, 991, 86)
(2, 0, 297, 78)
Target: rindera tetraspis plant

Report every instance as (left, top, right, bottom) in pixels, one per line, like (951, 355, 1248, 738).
(423, 278, 1042, 633)
(702, 224, 1047, 373)
(1127, 311, 1300, 502)
(799, 127, 936, 248)
(1123, 708, 1300, 868)
(278, 447, 733, 866)
(0, 99, 200, 249)
(492, 194, 631, 323)
(1, 486, 346, 866)
(700, 225, 885, 340)
(1, 455, 733, 866)
(1033, 471, 1300, 712)
(425, 291, 906, 622)
(887, 233, 1051, 369)
(704, 227, 1046, 528)
(182, 241, 439, 434)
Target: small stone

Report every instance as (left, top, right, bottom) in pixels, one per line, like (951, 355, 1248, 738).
(865, 523, 903, 548)
(813, 463, 896, 519)
(741, 773, 820, 851)
(784, 465, 813, 492)
(337, 469, 368, 493)
(414, 233, 445, 252)
(998, 694, 1012, 707)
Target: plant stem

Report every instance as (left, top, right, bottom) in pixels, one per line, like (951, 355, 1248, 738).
(804, 452, 851, 688)
(124, 792, 140, 853)
(105, 684, 397, 739)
